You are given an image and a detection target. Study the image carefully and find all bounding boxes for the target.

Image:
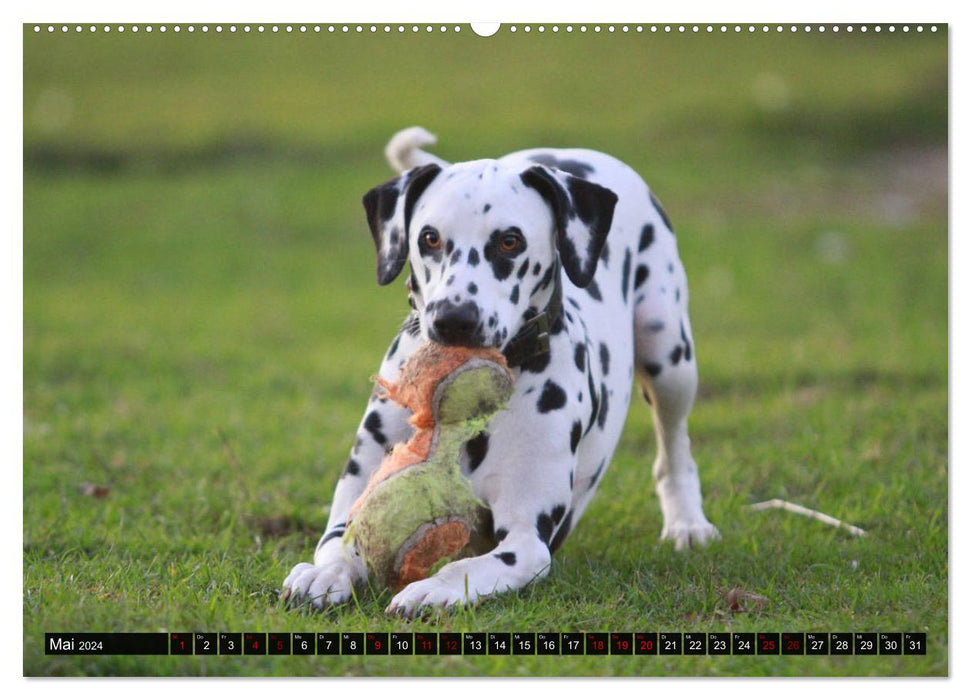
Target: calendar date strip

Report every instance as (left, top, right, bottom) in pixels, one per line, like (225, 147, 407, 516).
(46, 631, 927, 656)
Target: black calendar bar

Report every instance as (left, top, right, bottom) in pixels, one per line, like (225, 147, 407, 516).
(43, 632, 929, 655)
(46, 633, 169, 655)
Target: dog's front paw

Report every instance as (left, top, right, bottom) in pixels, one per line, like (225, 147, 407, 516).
(282, 559, 360, 609)
(386, 575, 476, 618)
(660, 519, 721, 551)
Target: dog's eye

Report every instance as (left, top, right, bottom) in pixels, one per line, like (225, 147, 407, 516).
(421, 228, 442, 249)
(499, 232, 523, 253)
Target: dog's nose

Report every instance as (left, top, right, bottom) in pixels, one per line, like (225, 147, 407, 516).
(432, 301, 480, 345)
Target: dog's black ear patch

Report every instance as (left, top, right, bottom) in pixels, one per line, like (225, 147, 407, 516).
(527, 152, 595, 180)
(520, 165, 617, 288)
(362, 163, 442, 285)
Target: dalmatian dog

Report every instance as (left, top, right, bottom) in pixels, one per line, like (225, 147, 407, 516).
(283, 127, 719, 617)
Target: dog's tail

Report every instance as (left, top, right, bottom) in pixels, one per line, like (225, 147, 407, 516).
(385, 126, 450, 173)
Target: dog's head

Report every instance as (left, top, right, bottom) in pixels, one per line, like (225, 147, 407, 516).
(362, 159, 617, 350)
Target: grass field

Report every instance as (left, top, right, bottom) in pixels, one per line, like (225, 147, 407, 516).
(22, 24, 947, 676)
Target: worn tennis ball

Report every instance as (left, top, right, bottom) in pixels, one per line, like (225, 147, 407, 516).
(344, 349, 513, 592)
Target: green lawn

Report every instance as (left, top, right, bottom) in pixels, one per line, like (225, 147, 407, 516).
(22, 24, 947, 676)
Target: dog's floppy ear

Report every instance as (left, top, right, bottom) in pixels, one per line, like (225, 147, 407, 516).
(362, 163, 442, 285)
(520, 165, 618, 288)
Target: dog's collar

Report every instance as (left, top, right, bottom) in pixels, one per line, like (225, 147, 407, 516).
(502, 264, 563, 370)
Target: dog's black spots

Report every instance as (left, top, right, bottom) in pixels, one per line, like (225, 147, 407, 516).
(670, 346, 683, 365)
(495, 527, 508, 542)
(565, 311, 574, 324)
(549, 510, 573, 553)
(519, 349, 551, 374)
(401, 313, 422, 337)
(621, 248, 632, 303)
(599, 342, 610, 375)
(651, 191, 674, 231)
(445, 239, 454, 255)
(644, 362, 662, 377)
(531, 264, 555, 296)
(570, 420, 582, 454)
(639, 223, 655, 251)
(517, 259, 530, 280)
(388, 230, 399, 247)
(567, 296, 581, 310)
(450, 247, 463, 266)
(569, 470, 574, 490)
(364, 410, 387, 445)
(510, 284, 520, 304)
(586, 372, 600, 434)
(495, 551, 517, 566)
(577, 392, 583, 402)
(550, 313, 566, 336)
(597, 382, 610, 429)
(574, 343, 586, 372)
(417, 227, 444, 262)
(532, 262, 542, 276)
(343, 458, 361, 477)
(528, 153, 595, 179)
(600, 242, 610, 264)
(487, 315, 497, 328)
(468, 282, 478, 295)
(445, 274, 455, 287)
(634, 264, 649, 291)
(680, 320, 693, 362)
(467, 247, 480, 267)
(536, 512, 554, 546)
(465, 431, 490, 472)
(385, 334, 401, 361)
(589, 458, 606, 489)
(483, 229, 524, 281)
(585, 279, 602, 302)
(483, 203, 491, 213)
(537, 380, 567, 413)
(318, 528, 346, 548)
(646, 320, 664, 334)
(551, 503, 566, 525)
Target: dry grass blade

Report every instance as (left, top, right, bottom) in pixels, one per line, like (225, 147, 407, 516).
(748, 498, 867, 537)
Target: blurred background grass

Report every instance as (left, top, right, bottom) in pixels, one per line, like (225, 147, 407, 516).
(23, 24, 947, 676)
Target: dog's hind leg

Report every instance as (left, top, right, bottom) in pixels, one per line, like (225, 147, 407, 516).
(632, 254, 719, 550)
